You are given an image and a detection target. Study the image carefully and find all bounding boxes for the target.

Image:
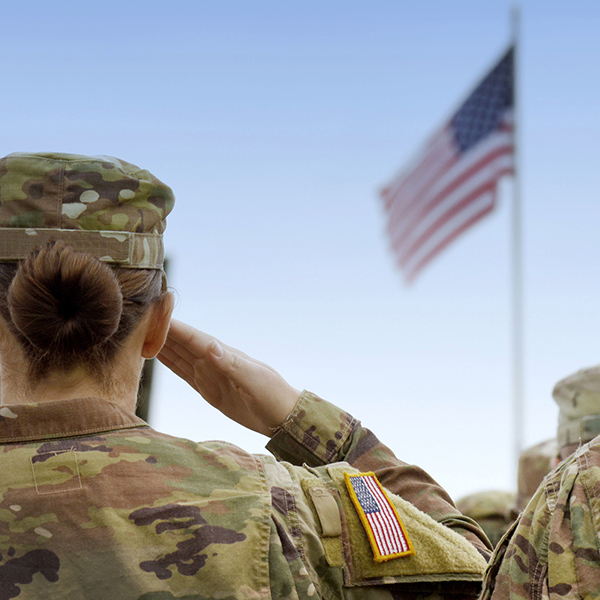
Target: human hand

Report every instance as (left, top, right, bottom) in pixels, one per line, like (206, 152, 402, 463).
(157, 319, 301, 436)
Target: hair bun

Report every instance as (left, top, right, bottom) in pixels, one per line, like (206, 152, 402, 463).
(8, 241, 123, 355)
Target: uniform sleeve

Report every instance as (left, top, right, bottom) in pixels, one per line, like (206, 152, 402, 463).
(266, 390, 492, 559)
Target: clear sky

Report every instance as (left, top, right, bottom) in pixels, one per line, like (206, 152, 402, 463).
(2, 0, 600, 499)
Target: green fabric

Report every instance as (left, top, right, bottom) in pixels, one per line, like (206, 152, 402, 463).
(327, 465, 487, 585)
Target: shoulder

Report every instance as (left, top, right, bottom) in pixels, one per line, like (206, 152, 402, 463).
(124, 426, 266, 467)
(268, 462, 486, 599)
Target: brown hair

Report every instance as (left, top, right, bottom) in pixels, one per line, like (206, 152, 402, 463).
(0, 241, 166, 384)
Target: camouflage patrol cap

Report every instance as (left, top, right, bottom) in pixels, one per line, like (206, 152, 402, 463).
(456, 490, 516, 521)
(456, 490, 516, 547)
(515, 438, 557, 512)
(553, 365, 600, 450)
(0, 152, 174, 268)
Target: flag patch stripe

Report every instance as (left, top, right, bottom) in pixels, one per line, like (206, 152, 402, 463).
(363, 474, 409, 553)
(344, 472, 414, 561)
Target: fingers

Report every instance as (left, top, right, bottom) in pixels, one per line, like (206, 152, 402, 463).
(159, 321, 223, 381)
(206, 340, 255, 383)
(156, 344, 196, 385)
(163, 320, 253, 364)
(159, 338, 203, 374)
(162, 319, 212, 360)
(157, 321, 246, 404)
(164, 319, 207, 349)
(157, 317, 302, 436)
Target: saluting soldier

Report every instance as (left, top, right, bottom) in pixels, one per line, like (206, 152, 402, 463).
(0, 153, 490, 599)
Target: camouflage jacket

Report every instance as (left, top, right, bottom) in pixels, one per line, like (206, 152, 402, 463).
(481, 436, 600, 600)
(0, 391, 490, 600)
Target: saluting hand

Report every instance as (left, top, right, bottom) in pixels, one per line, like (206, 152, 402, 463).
(157, 319, 301, 436)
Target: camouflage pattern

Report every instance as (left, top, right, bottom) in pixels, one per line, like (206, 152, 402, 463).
(481, 435, 600, 600)
(478, 367, 600, 597)
(455, 491, 516, 548)
(553, 364, 600, 451)
(0, 152, 174, 268)
(0, 392, 490, 599)
(513, 438, 557, 513)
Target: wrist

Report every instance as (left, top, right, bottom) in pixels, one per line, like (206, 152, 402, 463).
(266, 385, 302, 436)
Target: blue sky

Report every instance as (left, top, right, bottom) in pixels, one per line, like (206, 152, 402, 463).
(2, 0, 600, 498)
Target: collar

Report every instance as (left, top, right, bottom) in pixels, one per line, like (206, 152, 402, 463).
(0, 397, 148, 443)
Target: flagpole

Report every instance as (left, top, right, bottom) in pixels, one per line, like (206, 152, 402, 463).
(510, 6, 524, 485)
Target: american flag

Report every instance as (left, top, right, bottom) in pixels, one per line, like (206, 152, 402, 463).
(346, 472, 413, 561)
(380, 46, 515, 283)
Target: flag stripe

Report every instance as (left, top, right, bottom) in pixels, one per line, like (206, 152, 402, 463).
(394, 150, 514, 265)
(366, 481, 408, 554)
(369, 512, 393, 555)
(382, 126, 456, 212)
(404, 190, 498, 282)
(399, 159, 514, 272)
(371, 513, 394, 555)
(405, 202, 495, 283)
(387, 119, 513, 242)
(387, 117, 513, 239)
(383, 129, 457, 218)
(347, 473, 412, 558)
(362, 474, 409, 555)
(350, 476, 395, 555)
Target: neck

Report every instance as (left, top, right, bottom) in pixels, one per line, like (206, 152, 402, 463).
(0, 341, 144, 413)
(1, 367, 141, 411)
(0, 303, 159, 413)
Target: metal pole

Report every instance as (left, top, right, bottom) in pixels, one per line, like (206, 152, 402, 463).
(510, 6, 524, 486)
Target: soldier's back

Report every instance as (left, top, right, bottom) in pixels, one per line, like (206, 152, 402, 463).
(0, 396, 488, 600)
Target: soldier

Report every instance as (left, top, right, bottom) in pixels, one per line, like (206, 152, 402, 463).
(513, 437, 558, 514)
(510, 366, 600, 515)
(553, 364, 600, 461)
(0, 152, 490, 599)
(455, 438, 559, 549)
(456, 491, 516, 548)
(481, 365, 600, 598)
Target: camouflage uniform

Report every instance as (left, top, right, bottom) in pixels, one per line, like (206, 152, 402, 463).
(455, 491, 516, 548)
(0, 391, 490, 600)
(481, 365, 600, 599)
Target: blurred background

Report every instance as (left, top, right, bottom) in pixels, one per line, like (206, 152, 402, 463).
(1, 0, 599, 499)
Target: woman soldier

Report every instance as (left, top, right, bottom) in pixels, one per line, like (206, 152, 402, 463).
(0, 152, 490, 600)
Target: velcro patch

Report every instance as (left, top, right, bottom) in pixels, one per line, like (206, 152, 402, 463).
(344, 472, 414, 562)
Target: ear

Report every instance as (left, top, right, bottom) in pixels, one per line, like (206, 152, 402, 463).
(141, 293, 175, 359)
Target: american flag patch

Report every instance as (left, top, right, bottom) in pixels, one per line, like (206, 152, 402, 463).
(344, 472, 414, 562)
